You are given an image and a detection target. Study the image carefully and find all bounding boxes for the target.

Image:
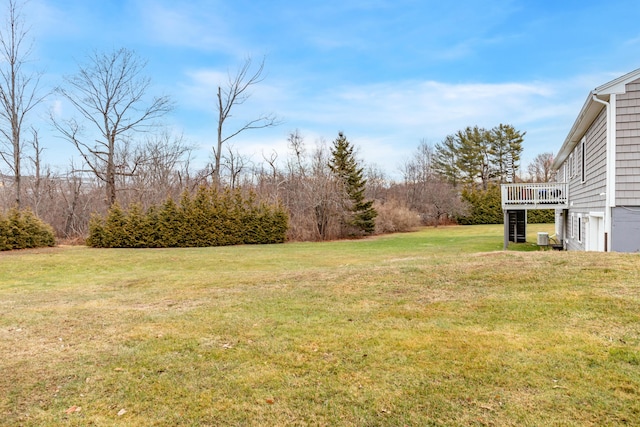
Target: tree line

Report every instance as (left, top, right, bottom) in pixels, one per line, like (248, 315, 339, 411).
(0, 0, 556, 246)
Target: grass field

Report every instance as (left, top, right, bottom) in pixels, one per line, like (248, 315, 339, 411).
(1, 224, 640, 426)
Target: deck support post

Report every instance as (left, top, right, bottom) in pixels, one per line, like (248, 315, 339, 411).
(503, 210, 509, 250)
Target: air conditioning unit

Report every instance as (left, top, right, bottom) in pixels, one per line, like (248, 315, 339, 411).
(537, 232, 549, 246)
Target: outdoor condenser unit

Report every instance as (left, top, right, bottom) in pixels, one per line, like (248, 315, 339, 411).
(537, 232, 549, 246)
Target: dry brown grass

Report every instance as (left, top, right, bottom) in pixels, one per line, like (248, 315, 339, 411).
(1, 225, 639, 425)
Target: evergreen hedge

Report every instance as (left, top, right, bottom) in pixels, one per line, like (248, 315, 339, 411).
(0, 208, 56, 251)
(527, 209, 555, 224)
(87, 187, 289, 248)
(457, 184, 555, 225)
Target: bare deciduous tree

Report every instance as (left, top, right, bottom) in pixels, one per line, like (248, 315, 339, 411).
(22, 160, 101, 239)
(307, 140, 342, 240)
(214, 56, 280, 186)
(124, 130, 192, 207)
(59, 166, 93, 238)
(252, 131, 344, 241)
(0, 0, 45, 208)
(527, 152, 556, 182)
(401, 139, 469, 225)
(419, 179, 469, 226)
(52, 48, 173, 207)
(402, 139, 435, 208)
(364, 164, 387, 201)
(25, 127, 47, 215)
(262, 149, 279, 181)
(221, 145, 252, 190)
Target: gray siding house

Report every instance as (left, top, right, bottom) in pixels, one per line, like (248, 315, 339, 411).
(552, 68, 640, 252)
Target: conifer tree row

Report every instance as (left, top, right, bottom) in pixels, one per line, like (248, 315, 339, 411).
(433, 124, 524, 188)
(87, 186, 288, 248)
(430, 124, 526, 226)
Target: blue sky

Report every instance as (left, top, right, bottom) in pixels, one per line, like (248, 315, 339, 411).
(16, 0, 640, 178)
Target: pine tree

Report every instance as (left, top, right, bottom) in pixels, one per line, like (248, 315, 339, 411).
(455, 126, 492, 188)
(434, 124, 525, 188)
(433, 134, 460, 186)
(490, 123, 524, 183)
(328, 132, 377, 236)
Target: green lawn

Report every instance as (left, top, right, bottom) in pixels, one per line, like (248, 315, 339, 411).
(1, 224, 639, 426)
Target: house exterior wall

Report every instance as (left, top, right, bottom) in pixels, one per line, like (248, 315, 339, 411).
(608, 78, 640, 251)
(611, 207, 640, 252)
(558, 108, 607, 251)
(553, 70, 640, 252)
(615, 78, 640, 206)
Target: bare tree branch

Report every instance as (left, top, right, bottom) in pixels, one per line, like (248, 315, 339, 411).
(0, 0, 46, 208)
(527, 152, 556, 183)
(213, 56, 282, 186)
(51, 48, 174, 207)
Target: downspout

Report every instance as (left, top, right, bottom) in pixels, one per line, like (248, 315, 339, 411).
(591, 94, 615, 252)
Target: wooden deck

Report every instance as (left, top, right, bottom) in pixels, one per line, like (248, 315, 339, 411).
(501, 183, 568, 210)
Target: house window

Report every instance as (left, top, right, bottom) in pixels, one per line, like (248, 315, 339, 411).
(570, 213, 575, 238)
(568, 153, 574, 179)
(581, 138, 586, 183)
(577, 214, 583, 243)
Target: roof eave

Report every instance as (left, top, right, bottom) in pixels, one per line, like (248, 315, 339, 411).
(552, 68, 640, 171)
(551, 91, 605, 170)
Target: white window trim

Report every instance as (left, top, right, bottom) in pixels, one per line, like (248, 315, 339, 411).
(577, 214, 583, 243)
(569, 153, 574, 179)
(570, 213, 575, 239)
(581, 138, 586, 183)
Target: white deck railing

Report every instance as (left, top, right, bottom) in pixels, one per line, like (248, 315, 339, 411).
(501, 183, 568, 209)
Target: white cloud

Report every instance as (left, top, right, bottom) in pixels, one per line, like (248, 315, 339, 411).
(133, 0, 241, 53)
(279, 79, 564, 138)
(48, 99, 63, 118)
(179, 69, 228, 111)
(173, 70, 603, 178)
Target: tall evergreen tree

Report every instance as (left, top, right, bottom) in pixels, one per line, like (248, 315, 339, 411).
(490, 123, 524, 183)
(433, 134, 460, 186)
(455, 126, 492, 189)
(434, 124, 525, 188)
(328, 132, 377, 236)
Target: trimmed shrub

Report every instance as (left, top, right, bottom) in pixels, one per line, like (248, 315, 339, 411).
(528, 209, 555, 224)
(0, 208, 55, 251)
(0, 215, 8, 250)
(103, 203, 128, 248)
(158, 198, 183, 247)
(123, 203, 152, 248)
(87, 187, 289, 248)
(86, 214, 106, 248)
(457, 185, 503, 225)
